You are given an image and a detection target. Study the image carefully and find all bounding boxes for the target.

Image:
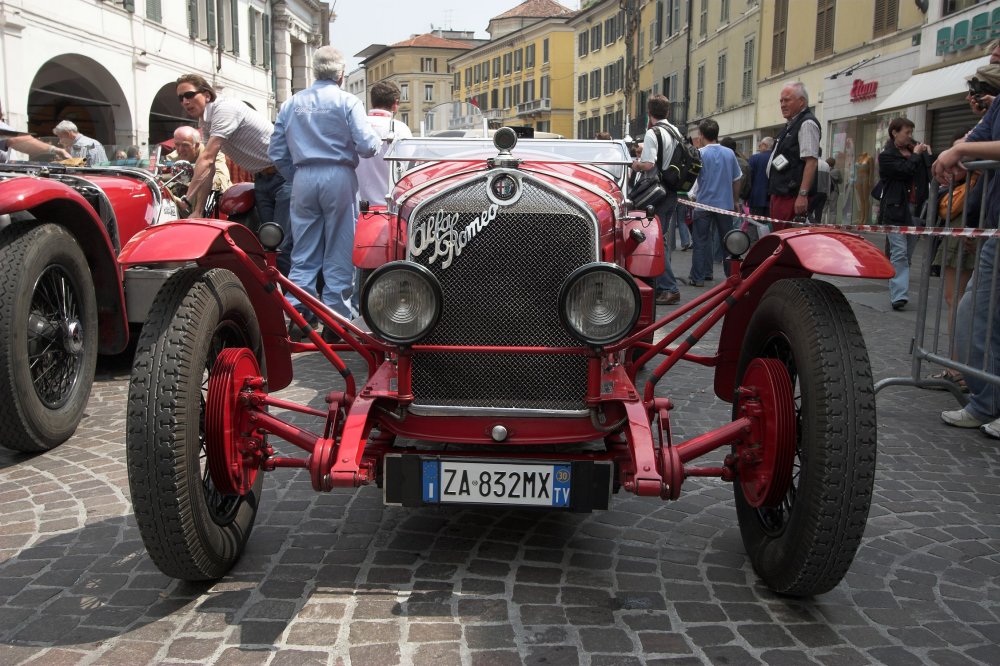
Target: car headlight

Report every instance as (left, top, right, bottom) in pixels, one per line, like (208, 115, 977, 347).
(361, 261, 442, 344)
(724, 228, 751, 256)
(559, 263, 640, 347)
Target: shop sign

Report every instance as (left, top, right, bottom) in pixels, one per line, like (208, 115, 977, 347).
(850, 79, 878, 103)
(936, 8, 1000, 55)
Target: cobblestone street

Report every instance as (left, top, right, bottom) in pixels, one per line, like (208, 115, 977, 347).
(1, 249, 999, 666)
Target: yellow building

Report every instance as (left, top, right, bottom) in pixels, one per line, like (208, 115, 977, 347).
(649, 0, 694, 134)
(684, 0, 762, 155)
(357, 32, 479, 135)
(449, 0, 576, 137)
(756, 0, 923, 139)
(570, 0, 628, 139)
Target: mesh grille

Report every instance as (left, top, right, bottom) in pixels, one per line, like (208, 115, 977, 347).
(408, 176, 596, 411)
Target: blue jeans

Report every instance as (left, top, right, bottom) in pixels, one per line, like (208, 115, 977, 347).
(255, 170, 293, 275)
(667, 200, 691, 250)
(285, 165, 359, 318)
(691, 210, 733, 282)
(887, 232, 919, 304)
(961, 239, 1000, 422)
(655, 194, 679, 294)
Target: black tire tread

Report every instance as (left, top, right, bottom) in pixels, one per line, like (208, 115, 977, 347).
(734, 278, 876, 597)
(126, 267, 261, 580)
(0, 223, 97, 452)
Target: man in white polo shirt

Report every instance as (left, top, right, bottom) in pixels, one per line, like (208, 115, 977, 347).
(175, 73, 293, 273)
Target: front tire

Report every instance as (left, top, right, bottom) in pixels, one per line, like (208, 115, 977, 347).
(0, 224, 98, 452)
(126, 268, 263, 580)
(733, 278, 876, 597)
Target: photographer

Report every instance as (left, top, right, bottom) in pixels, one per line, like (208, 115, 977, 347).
(966, 70, 998, 120)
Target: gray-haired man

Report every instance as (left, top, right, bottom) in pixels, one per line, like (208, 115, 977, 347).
(53, 120, 107, 165)
(269, 46, 380, 333)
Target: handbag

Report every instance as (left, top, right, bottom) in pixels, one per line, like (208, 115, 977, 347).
(631, 172, 667, 209)
(870, 180, 884, 201)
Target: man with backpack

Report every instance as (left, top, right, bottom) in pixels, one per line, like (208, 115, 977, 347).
(630, 94, 684, 306)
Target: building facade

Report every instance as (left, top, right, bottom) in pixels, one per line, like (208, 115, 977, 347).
(357, 32, 479, 135)
(684, 0, 761, 155)
(649, 0, 694, 132)
(570, 0, 628, 139)
(1, 0, 330, 151)
(449, 15, 576, 137)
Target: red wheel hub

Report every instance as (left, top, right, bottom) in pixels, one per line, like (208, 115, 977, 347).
(206, 347, 263, 495)
(735, 358, 796, 508)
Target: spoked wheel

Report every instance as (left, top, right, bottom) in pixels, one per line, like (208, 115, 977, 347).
(0, 224, 98, 452)
(733, 278, 876, 597)
(127, 268, 264, 580)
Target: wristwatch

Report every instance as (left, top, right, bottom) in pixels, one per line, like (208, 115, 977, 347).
(798, 190, 809, 197)
(180, 195, 190, 207)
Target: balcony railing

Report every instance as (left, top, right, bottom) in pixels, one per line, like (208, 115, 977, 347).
(484, 109, 505, 121)
(515, 98, 552, 116)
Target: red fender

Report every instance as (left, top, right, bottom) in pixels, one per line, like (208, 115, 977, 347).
(743, 227, 894, 278)
(219, 182, 255, 216)
(353, 208, 395, 268)
(622, 213, 666, 278)
(119, 220, 294, 391)
(713, 228, 893, 402)
(0, 177, 127, 354)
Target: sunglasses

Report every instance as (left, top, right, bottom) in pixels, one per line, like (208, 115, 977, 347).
(177, 90, 200, 102)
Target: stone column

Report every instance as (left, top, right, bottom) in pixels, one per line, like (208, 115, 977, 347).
(272, 3, 292, 107)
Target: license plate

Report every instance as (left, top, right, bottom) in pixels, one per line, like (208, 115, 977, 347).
(422, 460, 571, 507)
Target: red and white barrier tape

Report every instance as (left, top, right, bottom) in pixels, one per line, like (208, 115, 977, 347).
(676, 198, 1000, 238)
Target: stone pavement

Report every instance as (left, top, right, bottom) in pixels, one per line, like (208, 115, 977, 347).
(1, 243, 999, 666)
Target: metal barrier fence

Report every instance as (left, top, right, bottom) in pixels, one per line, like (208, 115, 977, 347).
(874, 160, 1000, 407)
(676, 165, 1000, 409)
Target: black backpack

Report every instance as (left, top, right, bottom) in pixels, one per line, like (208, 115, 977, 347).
(654, 122, 702, 192)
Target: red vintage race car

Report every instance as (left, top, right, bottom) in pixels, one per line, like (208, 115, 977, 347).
(0, 158, 259, 453)
(0, 161, 184, 452)
(119, 126, 893, 597)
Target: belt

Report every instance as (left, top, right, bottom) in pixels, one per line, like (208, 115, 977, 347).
(257, 165, 278, 177)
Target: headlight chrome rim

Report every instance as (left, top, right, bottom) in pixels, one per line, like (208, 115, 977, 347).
(361, 261, 442, 345)
(558, 263, 641, 347)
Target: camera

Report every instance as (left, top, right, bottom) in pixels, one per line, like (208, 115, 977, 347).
(772, 154, 789, 172)
(968, 76, 1000, 98)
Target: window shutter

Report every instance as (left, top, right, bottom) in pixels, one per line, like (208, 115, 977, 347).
(231, 0, 240, 55)
(815, 0, 834, 56)
(874, 0, 898, 37)
(146, 0, 161, 22)
(188, 0, 198, 38)
(249, 8, 257, 64)
(206, 0, 216, 45)
(263, 13, 271, 69)
(771, 0, 788, 73)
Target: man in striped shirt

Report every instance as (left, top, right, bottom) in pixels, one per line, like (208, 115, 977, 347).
(175, 73, 292, 272)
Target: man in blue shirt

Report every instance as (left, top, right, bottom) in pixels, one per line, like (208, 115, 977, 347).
(688, 119, 742, 286)
(270, 46, 380, 330)
(936, 62, 1000, 437)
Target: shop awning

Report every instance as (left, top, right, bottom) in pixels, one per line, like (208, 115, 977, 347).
(872, 56, 990, 112)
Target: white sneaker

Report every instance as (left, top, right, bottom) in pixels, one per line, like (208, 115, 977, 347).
(981, 418, 1000, 439)
(941, 408, 985, 429)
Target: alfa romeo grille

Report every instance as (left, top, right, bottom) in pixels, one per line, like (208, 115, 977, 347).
(408, 176, 596, 411)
